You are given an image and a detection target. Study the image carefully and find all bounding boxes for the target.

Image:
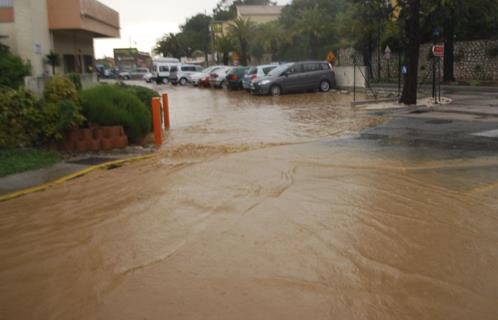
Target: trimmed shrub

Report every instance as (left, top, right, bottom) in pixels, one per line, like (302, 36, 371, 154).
(43, 75, 79, 103)
(116, 83, 159, 108)
(80, 85, 152, 143)
(0, 88, 42, 148)
(0, 44, 31, 89)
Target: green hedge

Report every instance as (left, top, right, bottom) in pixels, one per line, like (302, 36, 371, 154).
(80, 85, 152, 143)
(116, 83, 159, 108)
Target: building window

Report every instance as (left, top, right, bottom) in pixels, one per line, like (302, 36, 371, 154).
(83, 55, 94, 73)
(0, 0, 13, 6)
(0, 0, 14, 23)
(63, 55, 76, 74)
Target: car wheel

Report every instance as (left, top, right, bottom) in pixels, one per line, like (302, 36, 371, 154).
(270, 85, 282, 96)
(179, 78, 187, 86)
(162, 78, 169, 84)
(320, 80, 331, 92)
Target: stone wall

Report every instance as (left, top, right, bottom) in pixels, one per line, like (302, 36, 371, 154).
(337, 40, 498, 81)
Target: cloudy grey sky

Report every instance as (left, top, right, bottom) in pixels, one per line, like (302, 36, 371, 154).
(95, 0, 291, 58)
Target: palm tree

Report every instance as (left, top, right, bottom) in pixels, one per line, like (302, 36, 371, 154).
(46, 51, 60, 75)
(228, 18, 255, 65)
(215, 34, 235, 65)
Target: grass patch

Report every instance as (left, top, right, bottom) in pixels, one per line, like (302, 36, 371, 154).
(0, 149, 62, 177)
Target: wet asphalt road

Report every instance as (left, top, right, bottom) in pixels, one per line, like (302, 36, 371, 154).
(1, 83, 497, 319)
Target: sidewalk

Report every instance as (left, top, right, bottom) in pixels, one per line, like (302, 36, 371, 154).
(359, 91, 498, 152)
(0, 152, 156, 198)
(371, 82, 498, 94)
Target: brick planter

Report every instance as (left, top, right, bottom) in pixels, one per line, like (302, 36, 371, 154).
(63, 126, 129, 153)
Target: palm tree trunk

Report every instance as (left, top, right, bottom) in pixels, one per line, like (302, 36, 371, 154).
(400, 0, 421, 105)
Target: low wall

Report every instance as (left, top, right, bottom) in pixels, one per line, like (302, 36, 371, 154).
(335, 66, 367, 89)
(24, 73, 98, 96)
(338, 39, 498, 81)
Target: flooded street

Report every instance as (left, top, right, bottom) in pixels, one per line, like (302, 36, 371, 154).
(1, 86, 498, 319)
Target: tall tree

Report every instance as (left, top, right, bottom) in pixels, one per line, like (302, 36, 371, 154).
(227, 18, 255, 65)
(400, 0, 421, 105)
(180, 14, 213, 64)
(154, 33, 185, 59)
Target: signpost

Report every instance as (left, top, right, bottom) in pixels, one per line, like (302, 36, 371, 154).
(432, 45, 444, 57)
(432, 44, 444, 103)
(326, 50, 337, 65)
(384, 46, 392, 80)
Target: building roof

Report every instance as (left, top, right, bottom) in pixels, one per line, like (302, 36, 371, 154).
(236, 5, 284, 17)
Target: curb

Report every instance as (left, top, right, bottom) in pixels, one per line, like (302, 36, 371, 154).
(0, 153, 156, 203)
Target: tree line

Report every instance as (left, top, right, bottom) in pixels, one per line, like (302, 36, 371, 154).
(155, 0, 498, 104)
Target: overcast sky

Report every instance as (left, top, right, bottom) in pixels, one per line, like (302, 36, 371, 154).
(95, 0, 291, 58)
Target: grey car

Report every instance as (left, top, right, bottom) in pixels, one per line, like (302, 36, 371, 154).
(251, 61, 335, 96)
(242, 64, 279, 90)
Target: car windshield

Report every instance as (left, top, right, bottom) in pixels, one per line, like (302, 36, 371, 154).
(268, 64, 292, 77)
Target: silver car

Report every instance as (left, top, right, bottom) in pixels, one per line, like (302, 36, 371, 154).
(242, 64, 279, 90)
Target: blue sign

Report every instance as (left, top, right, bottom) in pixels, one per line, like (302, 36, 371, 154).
(401, 65, 408, 75)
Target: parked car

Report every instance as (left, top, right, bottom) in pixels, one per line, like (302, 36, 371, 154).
(143, 72, 155, 83)
(169, 64, 203, 85)
(152, 62, 180, 84)
(242, 64, 279, 91)
(209, 66, 232, 88)
(119, 68, 149, 80)
(225, 67, 249, 90)
(189, 66, 222, 87)
(250, 61, 335, 96)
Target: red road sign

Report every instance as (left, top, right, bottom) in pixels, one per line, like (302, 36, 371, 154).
(432, 45, 444, 57)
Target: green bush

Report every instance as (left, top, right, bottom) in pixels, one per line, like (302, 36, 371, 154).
(80, 85, 152, 143)
(40, 100, 85, 142)
(43, 75, 79, 103)
(0, 44, 31, 89)
(0, 78, 84, 147)
(0, 88, 42, 148)
(116, 83, 159, 108)
(66, 73, 82, 90)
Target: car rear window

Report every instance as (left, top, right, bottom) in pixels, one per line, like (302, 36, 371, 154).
(182, 66, 196, 72)
(159, 66, 169, 72)
(170, 66, 178, 72)
(247, 67, 257, 75)
(262, 66, 277, 75)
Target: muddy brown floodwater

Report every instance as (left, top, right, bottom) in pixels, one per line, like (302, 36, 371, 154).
(1, 86, 498, 319)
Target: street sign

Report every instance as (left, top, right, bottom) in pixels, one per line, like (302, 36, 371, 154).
(432, 45, 444, 57)
(401, 65, 408, 75)
(384, 46, 392, 60)
(326, 50, 336, 64)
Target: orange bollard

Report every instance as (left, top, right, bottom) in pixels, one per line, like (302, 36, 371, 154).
(162, 93, 170, 130)
(151, 97, 162, 147)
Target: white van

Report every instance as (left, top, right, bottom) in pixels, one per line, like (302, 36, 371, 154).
(152, 62, 180, 84)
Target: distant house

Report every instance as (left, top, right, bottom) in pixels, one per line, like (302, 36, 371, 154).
(235, 5, 283, 24)
(0, 0, 120, 77)
(114, 48, 152, 71)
